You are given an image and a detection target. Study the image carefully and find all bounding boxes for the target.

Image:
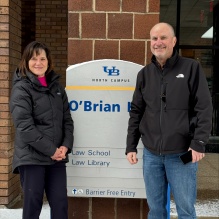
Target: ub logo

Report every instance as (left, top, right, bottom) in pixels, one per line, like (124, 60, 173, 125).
(103, 66, 120, 76)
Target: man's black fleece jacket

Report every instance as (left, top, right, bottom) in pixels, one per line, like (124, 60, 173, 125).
(126, 51, 213, 155)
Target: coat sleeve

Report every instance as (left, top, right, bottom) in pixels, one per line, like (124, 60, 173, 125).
(126, 69, 146, 154)
(189, 62, 213, 152)
(61, 87, 74, 153)
(10, 83, 57, 157)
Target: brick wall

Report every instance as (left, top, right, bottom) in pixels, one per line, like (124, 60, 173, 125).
(0, 0, 21, 205)
(68, 0, 160, 66)
(35, 0, 68, 86)
(21, 0, 35, 50)
(67, 0, 160, 218)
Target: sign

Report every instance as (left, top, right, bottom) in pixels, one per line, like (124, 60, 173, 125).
(66, 59, 145, 198)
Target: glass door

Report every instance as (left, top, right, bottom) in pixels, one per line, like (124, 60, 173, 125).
(160, 0, 219, 146)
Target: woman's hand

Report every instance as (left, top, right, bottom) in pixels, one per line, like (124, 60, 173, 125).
(51, 148, 63, 161)
(51, 146, 68, 161)
(59, 146, 68, 159)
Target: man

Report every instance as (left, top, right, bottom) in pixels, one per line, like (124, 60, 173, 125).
(126, 23, 212, 218)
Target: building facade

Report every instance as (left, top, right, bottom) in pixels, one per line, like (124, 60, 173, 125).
(0, 0, 218, 218)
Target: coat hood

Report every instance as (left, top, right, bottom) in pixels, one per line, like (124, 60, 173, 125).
(12, 68, 24, 86)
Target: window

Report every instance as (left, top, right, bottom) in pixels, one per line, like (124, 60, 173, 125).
(160, 0, 219, 148)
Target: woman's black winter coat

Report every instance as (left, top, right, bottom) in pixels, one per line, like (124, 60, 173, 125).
(10, 69, 74, 173)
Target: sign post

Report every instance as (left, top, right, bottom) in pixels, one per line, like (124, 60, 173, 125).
(66, 59, 145, 199)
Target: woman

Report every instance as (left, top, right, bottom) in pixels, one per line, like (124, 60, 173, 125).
(10, 41, 74, 219)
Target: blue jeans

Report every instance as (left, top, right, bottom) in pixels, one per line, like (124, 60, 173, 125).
(143, 147, 198, 219)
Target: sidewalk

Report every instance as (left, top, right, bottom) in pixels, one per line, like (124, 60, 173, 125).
(170, 199, 219, 218)
(0, 202, 50, 219)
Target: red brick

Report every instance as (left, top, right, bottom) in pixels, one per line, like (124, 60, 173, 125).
(0, 63, 9, 71)
(92, 198, 115, 219)
(0, 104, 9, 112)
(0, 81, 9, 88)
(0, 188, 8, 196)
(0, 96, 9, 103)
(68, 13, 79, 38)
(122, 0, 146, 13)
(0, 142, 14, 151)
(0, 72, 9, 80)
(0, 134, 12, 143)
(95, 0, 120, 11)
(0, 88, 10, 96)
(0, 31, 9, 39)
(94, 40, 119, 60)
(0, 23, 9, 31)
(0, 1, 9, 6)
(0, 176, 20, 198)
(0, 7, 9, 15)
(0, 196, 9, 204)
(68, 0, 92, 11)
(0, 56, 9, 64)
(0, 158, 11, 165)
(68, 197, 89, 219)
(0, 14, 9, 22)
(8, 188, 21, 204)
(0, 112, 11, 119)
(134, 14, 159, 39)
(68, 40, 93, 65)
(0, 173, 10, 181)
(117, 198, 141, 218)
(82, 13, 106, 38)
(149, 0, 160, 12)
(0, 165, 11, 174)
(0, 48, 9, 55)
(146, 40, 153, 65)
(108, 13, 133, 39)
(6, 187, 21, 204)
(143, 199, 150, 218)
(120, 40, 145, 65)
(0, 148, 13, 158)
(0, 127, 13, 135)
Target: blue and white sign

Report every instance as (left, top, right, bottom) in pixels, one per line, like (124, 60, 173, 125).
(66, 59, 145, 198)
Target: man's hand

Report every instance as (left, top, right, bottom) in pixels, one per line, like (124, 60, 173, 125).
(126, 152, 138, 164)
(189, 148, 205, 163)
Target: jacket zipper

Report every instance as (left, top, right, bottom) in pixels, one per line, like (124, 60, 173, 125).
(159, 71, 167, 155)
(48, 90, 55, 144)
(159, 75, 163, 155)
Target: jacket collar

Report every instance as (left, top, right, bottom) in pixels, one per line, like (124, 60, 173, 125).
(151, 49, 179, 69)
(13, 69, 60, 91)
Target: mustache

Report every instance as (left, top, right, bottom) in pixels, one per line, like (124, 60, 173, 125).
(154, 46, 165, 49)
